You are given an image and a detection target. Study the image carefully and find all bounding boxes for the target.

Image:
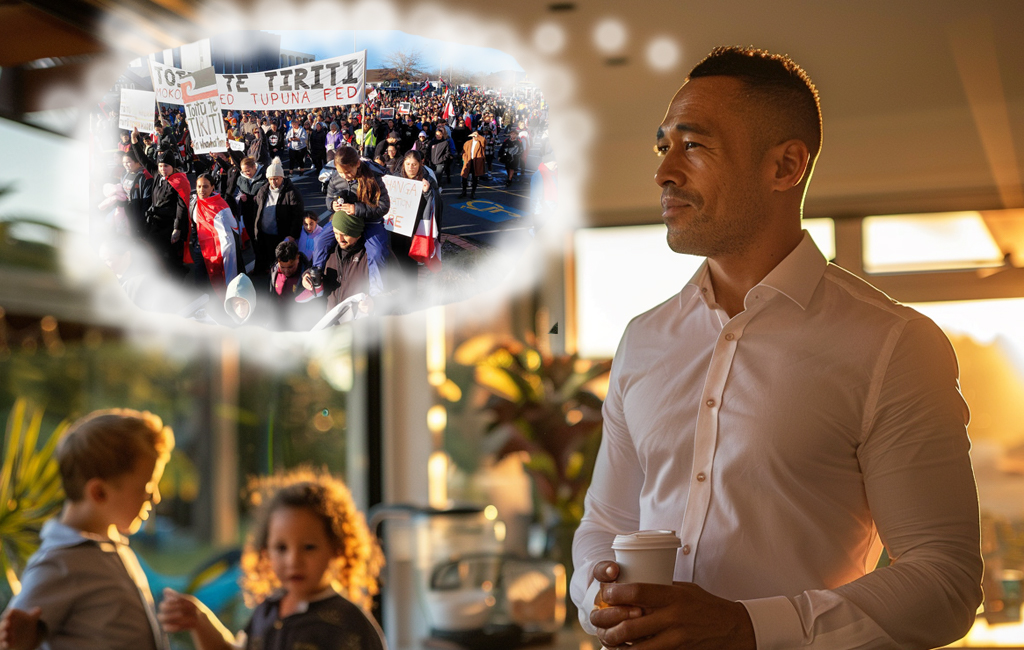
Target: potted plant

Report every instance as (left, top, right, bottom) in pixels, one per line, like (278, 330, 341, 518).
(447, 335, 612, 577)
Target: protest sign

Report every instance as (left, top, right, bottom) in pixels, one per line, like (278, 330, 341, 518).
(228, 140, 246, 152)
(118, 88, 156, 133)
(180, 67, 227, 155)
(379, 107, 395, 120)
(381, 175, 421, 237)
(398, 102, 412, 115)
(150, 51, 367, 111)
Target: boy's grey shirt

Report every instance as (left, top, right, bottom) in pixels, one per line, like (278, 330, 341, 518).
(7, 518, 167, 650)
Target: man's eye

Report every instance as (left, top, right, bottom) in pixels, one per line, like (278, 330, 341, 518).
(684, 141, 701, 150)
(654, 144, 669, 157)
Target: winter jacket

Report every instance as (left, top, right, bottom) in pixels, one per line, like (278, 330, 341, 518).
(324, 162, 391, 225)
(253, 178, 304, 243)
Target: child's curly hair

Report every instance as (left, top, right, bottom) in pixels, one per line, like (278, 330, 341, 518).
(240, 467, 384, 611)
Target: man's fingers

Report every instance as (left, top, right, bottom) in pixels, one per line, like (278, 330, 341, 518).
(590, 605, 642, 629)
(26, 609, 39, 621)
(602, 582, 680, 608)
(593, 560, 620, 582)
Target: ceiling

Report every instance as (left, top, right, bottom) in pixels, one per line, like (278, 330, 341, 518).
(3, 0, 1023, 226)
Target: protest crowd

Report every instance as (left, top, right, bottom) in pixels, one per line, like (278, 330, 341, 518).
(96, 72, 549, 330)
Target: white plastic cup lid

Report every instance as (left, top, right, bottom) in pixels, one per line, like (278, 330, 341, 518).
(611, 530, 681, 551)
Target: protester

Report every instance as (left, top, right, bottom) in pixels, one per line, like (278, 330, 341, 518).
(298, 210, 322, 262)
(429, 129, 452, 190)
(252, 157, 304, 276)
(120, 148, 153, 238)
(186, 173, 242, 294)
(309, 121, 328, 174)
(322, 147, 392, 297)
(498, 131, 522, 187)
(460, 130, 486, 199)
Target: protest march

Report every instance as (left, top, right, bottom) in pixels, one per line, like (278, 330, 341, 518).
(92, 38, 551, 331)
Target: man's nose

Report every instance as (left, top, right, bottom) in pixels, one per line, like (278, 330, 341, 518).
(655, 153, 685, 189)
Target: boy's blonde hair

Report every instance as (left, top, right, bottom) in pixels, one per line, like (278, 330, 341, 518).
(241, 467, 384, 611)
(57, 409, 175, 501)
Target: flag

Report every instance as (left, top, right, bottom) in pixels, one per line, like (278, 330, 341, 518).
(420, 80, 431, 94)
(409, 201, 441, 272)
(442, 98, 454, 121)
(367, 87, 378, 102)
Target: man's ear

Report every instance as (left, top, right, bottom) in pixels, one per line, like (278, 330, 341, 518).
(767, 139, 810, 192)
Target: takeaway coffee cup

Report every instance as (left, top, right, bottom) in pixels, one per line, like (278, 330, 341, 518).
(611, 530, 681, 585)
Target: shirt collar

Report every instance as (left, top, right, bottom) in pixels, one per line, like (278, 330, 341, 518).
(267, 586, 339, 614)
(757, 231, 827, 310)
(682, 230, 826, 311)
(39, 517, 128, 551)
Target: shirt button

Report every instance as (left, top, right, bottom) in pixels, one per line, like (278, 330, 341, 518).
(724, 333, 735, 341)
(696, 472, 706, 482)
(682, 545, 691, 555)
(706, 399, 715, 407)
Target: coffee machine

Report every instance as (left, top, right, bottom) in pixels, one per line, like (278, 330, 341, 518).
(370, 505, 565, 650)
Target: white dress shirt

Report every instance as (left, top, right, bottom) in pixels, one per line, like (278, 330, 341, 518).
(571, 232, 983, 649)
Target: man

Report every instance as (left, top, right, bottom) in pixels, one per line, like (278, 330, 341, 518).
(374, 130, 401, 163)
(269, 238, 309, 302)
(304, 210, 371, 311)
(308, 120, 328, 174)
(572, 46, 983, 650)
(252, 157, 304, 276)
(285, 118, 308, 174)
(460, 130, 486, 199)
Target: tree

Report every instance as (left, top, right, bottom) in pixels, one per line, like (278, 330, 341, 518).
(381, 48, 426, 83)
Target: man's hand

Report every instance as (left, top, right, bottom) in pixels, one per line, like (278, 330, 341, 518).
(0, 607, 42, 650)
(591, 581, 756, 650)
(171, 229, 182, 243)
(157, 588, 202, 633)
(331, 199, 344, 213)
(340, 203, 355, 216)
(131, 127, 140, 145)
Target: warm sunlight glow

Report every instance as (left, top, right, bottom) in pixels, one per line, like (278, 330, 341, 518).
(863, 211, 1004, 273)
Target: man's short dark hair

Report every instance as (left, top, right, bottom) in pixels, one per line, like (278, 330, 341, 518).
(275, 239, 299, 262)
(688, 46, 822, 162)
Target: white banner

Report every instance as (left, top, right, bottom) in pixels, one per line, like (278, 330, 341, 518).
(149, 51, 367, 111)
(228, 139, 246, 152)
(381, 175, 421, 237)
(181, 67, 227, 155)
(118, 88, 156, 134)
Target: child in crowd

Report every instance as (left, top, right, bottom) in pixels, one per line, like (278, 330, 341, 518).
(297, 210, 322, 262)
(0, 409, 175, 650)
(158, 468, 385, 650)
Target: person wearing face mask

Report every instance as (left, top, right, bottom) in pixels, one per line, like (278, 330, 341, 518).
(252, 157, 304, 278)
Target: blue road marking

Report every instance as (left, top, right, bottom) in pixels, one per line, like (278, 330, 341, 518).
(451, 199, 523, 223)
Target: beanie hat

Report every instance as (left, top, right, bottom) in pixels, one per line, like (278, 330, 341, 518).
(158, 151, 176, 167)
(266, 157, 284, 178)
(332, 210, 364, 238)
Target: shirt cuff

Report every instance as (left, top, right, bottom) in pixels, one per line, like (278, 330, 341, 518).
(578, 578, 602, 635)
(740, 596, 804, 650)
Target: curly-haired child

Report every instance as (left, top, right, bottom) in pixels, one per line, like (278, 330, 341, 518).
(158, 468, 385, 650)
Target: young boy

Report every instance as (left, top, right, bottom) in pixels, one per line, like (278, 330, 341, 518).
(0, 409, 175, 650)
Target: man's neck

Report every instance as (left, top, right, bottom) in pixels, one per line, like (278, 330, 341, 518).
(706, 229, 804, 318)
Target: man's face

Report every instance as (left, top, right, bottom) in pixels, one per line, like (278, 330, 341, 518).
(268, 175, 284, 190)
(654, 76, 769, 259)
(334, 228, 360, 249)
(157, 162, 173, 178)
(278, 256, 301, 278)
(123, 156, 140, 173)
